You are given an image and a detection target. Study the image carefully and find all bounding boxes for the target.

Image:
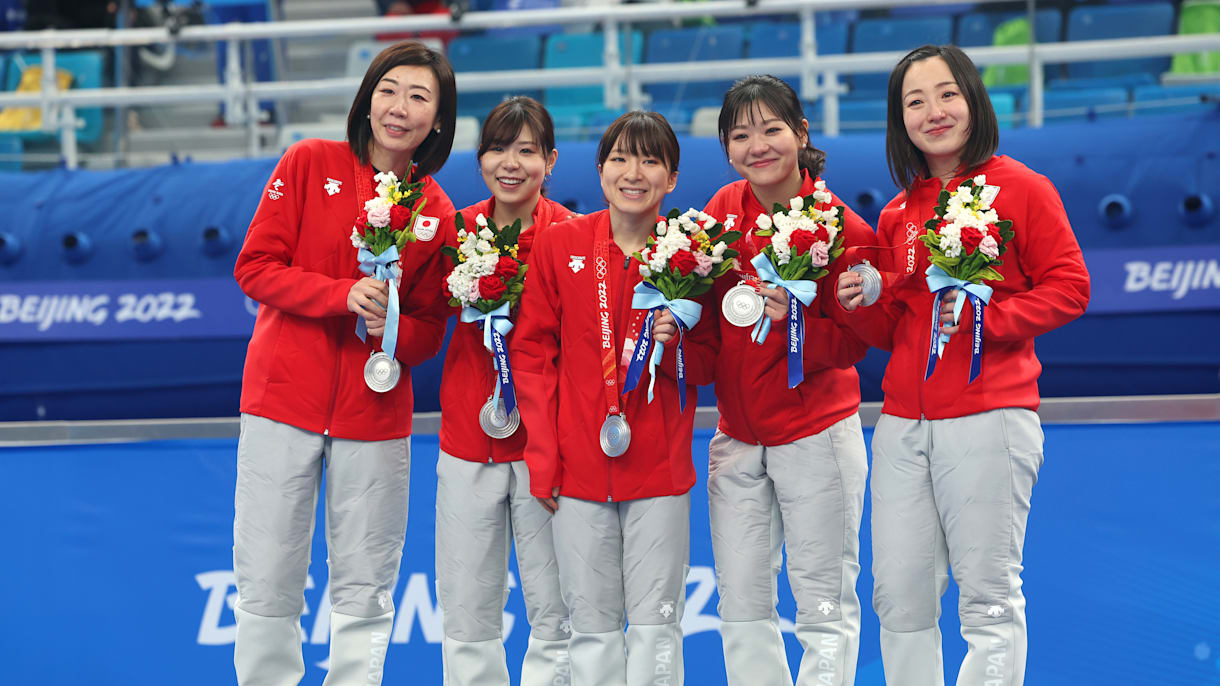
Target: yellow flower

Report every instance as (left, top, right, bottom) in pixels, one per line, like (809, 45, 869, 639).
(509, 246, 519, 259)
(458, 252, 466, 263)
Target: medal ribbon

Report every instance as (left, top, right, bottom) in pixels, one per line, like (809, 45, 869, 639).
(355, 244, 401, 359)
(924, 265, 993, 383)
(460, 303, 516, 415)
(622, 281, 703, 410)
(749, 253, 818, 389)
(594, 223, 625, 418)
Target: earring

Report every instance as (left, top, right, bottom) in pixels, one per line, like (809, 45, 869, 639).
(367, 114, 370, 119)
(434, 127, 441, 133)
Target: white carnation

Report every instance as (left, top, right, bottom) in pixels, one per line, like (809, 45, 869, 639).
(479, 228, 494, 241)
(350, 227, 363, 248)
(475, 213, 488, 228)
(790, 196, 803, 212)
(756, 213, 772, 231)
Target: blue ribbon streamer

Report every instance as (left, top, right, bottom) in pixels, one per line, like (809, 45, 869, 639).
(461, 303, 517, 415)
(622, 281, 703, 409)
(749, 253, 819, 388)
(924, 265, 994, 383)
(355, 245, 400, 359)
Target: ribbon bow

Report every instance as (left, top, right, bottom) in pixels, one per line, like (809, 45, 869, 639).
(461, 302, 518, 414)
(355, 245, 401, 359)
(924, 265, 994, 383)
(622, 281, 703, 408)
(749, 253, 818, 388)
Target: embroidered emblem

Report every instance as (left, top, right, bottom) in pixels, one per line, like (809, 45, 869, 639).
(987, 605, 1005, 618)
(413, 215, 439, 241)
(658, 601, 675, 619)
(377, 590, 392, 610)
(324, 178, 342, 196)
(724, 213, 737, 230)
(817, 599, 835, 616)
(267, 178, 285, 200)
(559, 618, 572, 635)
(568, 255, 586, 273)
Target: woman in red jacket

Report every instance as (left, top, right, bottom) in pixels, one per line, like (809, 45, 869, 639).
(835, 45, 1090, 686)
(435, 96, 575, 686)
(512, 111, 716, 686)
(702, 75, 875, 686)
(231, 41, 456, 686)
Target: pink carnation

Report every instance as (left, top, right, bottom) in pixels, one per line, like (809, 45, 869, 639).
(367, 204, 391, 228)
(693, 251, 715, 277)
(979, 235, 1000, 259)
(808, 241, 830, 268)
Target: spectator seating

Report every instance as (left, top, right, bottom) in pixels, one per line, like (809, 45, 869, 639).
(1170, 0, 1220, 76)
(644, 26, 745, 114)
(849, 17, 953, 95)
(543, 30, 643, 110)
(1065, 3, 1176, 85)
(1043, 86, 1131, 122)
(448, 33, 543, 117)
(1132, 83, 1220, 116)
(1, 50, 104, 145)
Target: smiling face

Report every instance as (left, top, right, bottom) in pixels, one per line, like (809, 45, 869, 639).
(598, 143, 678, 221)
(725, 102, 808, 194)
(901, 56, 972, 180)
(479, 125, 555, 216)
(368, 64, 440, 174)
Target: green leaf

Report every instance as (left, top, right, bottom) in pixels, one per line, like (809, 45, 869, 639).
(705, 224, 722, 239)
(448, 297, 461, 308)
(994, 219, 1013, 230)
(722, 248, 739, 260)
(938, 190, 951, 205)
(972, 266, 1005, 282)
(925, 218, 940, 231)
(720, 230, 742, 244)
(666, 208, 681, 220)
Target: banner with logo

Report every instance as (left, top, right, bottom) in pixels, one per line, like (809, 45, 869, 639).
(3, 425, 1219, 685)
(1085, 244, 1220, 313)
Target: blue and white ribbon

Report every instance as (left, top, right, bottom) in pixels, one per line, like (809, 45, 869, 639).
(355, 245, 400, 359)
(924, 265, 993, 383)
(461, 303, 517, 415)
(749, 253, 818, 389)
(622, 281, 703, 409)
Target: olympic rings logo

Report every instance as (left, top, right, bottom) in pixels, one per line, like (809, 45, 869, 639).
(595, 257, 608, 279)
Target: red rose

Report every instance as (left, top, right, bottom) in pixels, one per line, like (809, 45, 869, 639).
(811, 225, 830, 244)
(478, 275, 507, 302)
(494, 255, 519, 280)
(669, 249, 699, 276)
(960, 226, 984, 254)
(985, 223, 1001, 240)
(789, 229, 817, 255)
(688, 236, 702, 252)
(389, 204, 412, 232)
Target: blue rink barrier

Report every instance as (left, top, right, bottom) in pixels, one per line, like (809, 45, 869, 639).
(3, 423, 1220, 685)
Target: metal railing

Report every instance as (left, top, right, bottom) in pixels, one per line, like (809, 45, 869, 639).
(0, 0, 1217, 168)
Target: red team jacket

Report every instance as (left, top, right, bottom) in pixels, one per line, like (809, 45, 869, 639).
(703, 174, 876, 446)
(512, 211, 718, 503)
(836, 155, 1090, 419)
(438, 195, 576, 463)
(234, 139, 455, 440)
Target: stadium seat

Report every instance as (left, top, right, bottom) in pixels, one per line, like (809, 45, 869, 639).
(981, 13, 1065, 87)
(957, 9, 1062, 47)
(0, 134, 21, 171)
(543, 30, 643, 110)
(1, 50, 104, 145)
(745, 20, 849, 58)
(990, 91, 1018, 129)
(1170, 0, 1220, 76)
(1065, 3, 1175, 85)
(488, 0, 563, 37)
(644, 26, 745, 114)
(453, 116, 479, 151)
(346, 39, 444, 79)
(850, 17, 954, 95)
(277, 121, 346, 151)
(448, 34, 542, 117)
(835, 98, 887, 133)
(1132, 84, 1220, 116)
(1043, 87, 1131, 123)
(549, 111, 586, 141)
(690, 106, 721, 138)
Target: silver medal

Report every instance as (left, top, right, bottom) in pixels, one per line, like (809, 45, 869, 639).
(848, 261, 883, 307)
(478, 395, 520, 439)
(599, 414, 631, 458)
(363, 351, 401, 393)
(722, 282, 765, 327)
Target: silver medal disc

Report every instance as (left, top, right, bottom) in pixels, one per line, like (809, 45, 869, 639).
(363, 351, 401, 393)
(479, 396, 520, 439)
(599, 414, 631, 458)
(848, 262, 883, 307)
(722, 283, 766, 327)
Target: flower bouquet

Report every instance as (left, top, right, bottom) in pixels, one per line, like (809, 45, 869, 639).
(918, 174, 1014, 382)
(623, 208, 740, 408)
(440, 212, 528, 437)
(747, 179, 846, 388)
(349, 170, 429, 392)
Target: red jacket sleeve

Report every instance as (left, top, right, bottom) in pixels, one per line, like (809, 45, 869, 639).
(234, 144, 355, 318)
(511, 226, 563, 498)
(804, 205, 875, 371)
(984, 174, 1091, 340)
(830, 200, 907, 352)
(387, 185, 456, 366)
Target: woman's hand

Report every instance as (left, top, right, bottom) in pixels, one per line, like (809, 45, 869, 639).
(939, 288, 961, 335)
(760, 284, 790, 321)
(538, 487, 561, 514)
(348, 277, 388, 324)
(837, 270, 864, 311)
(652, 308, 678, 344)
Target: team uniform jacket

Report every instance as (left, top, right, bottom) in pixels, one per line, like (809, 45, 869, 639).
(834, 155, 1090, 420)
(704, 173, 876, 446)
(512, 210, 718, 503)
(234, 138, 455, 440)
(438, 195, 576, 463)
